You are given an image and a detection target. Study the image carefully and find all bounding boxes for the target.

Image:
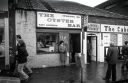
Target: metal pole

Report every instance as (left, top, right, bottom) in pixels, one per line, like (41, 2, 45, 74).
(81, 15, 86, 83)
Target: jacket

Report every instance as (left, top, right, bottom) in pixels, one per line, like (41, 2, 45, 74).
(17, 39, 28, 64)
(106, 46, 119, 64)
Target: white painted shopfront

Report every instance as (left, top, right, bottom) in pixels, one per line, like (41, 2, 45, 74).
(86, 23, 128, 63)
(101, 24, 128, 62)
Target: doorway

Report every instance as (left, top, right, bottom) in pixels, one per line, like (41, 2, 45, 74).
(87, 34, 97, 63)
(69, 33, 80, 63)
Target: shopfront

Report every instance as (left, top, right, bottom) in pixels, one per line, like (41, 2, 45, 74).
(85, 22, 128, 63)
(15, 11, 83, 68)
(101, 24, 128, 61)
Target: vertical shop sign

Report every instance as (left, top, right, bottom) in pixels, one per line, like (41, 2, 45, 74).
(118, 34, 122, 46)
(103, 33, 110, 46)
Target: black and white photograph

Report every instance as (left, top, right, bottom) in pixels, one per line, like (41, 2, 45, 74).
(0, 0, 128, 83)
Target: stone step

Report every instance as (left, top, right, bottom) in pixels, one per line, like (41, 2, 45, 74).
(0, 77, 20, 83)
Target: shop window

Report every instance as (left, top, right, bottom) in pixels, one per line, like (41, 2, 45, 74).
(36, 32, 59, 54)
(0, 28, 5, 57)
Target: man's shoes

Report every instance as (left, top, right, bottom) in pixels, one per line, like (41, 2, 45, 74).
(111, 81, 115, 83)
(28, 73, 32, 77)
(21, 79, 28, 83)
(21, 77, 32, 83)
(102, 77, 110, 81)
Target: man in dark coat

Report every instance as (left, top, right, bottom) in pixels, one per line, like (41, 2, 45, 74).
(103, 42, 119, 82)
(16, 35, 32, 81)
(121, 41, 128, 71)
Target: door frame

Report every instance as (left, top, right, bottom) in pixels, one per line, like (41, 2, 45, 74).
(87, 34, 98, 62)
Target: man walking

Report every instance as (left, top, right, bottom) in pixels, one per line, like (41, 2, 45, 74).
(16, 35, 32, 82)
(103, 42, 119, 82)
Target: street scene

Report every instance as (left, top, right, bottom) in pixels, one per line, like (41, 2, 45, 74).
(0, 0, 128, 83)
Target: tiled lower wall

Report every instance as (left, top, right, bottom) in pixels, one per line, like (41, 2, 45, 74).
(27, 53, 69, 68)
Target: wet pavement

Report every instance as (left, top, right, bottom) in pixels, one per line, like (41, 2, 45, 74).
(27, 62, 128, 83)
(1, 61, 128, 83)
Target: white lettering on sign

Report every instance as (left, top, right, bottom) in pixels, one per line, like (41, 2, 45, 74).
(101, 24, 128, 33)
(87, 23, 100, 32)
(37, 12, 82, 29)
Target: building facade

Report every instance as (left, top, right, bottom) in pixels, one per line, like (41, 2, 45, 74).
(7, 0, 128, 68)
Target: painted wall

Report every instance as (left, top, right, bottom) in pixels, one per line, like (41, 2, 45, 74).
(15, 10, 37, 67)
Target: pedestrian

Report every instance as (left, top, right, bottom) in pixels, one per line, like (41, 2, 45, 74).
(16, 35, 32, 81)
(87, 40, 91, 63)
(121, 41, 128, 71)
(59, 40, 67, 66)
(103, 42, 119, 82)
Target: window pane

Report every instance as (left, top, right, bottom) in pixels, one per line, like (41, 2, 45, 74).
(37, 32, 59, 54)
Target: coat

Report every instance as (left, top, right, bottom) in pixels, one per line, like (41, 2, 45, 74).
(106, 46, 119, 64)
(122, 45, 128, 56)
(17, 39, 28, 64)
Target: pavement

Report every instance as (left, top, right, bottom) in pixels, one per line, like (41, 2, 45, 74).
(27, 61, 128, 83)
(1, 61, 128, 83)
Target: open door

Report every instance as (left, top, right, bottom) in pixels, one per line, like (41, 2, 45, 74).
(69, 33, 80, 63)
(87, 35, 97, 63)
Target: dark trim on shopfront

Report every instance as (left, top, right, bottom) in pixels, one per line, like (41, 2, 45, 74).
(36, 28, 81, 33)
(0, 12, 8, 18)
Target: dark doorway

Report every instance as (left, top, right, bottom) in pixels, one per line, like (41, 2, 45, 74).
(69, 33, 80, 63)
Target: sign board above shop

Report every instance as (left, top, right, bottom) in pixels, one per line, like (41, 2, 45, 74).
(101, 24, 128, 33)
(37, 12, 82, 29)
(87, 23, 100, 32)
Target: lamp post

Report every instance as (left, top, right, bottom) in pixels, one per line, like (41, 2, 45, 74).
(81, 15, 88, 83)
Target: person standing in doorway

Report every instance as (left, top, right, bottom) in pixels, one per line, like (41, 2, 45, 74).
(121, 41, 128, 71)
(59, 40, 67, 67)
(16, 35, 32, 81)
(103, 42, 119, 82)
(87, 40, 92, 63)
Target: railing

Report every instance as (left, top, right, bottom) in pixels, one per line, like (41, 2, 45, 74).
(104, 46, 123, 60)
